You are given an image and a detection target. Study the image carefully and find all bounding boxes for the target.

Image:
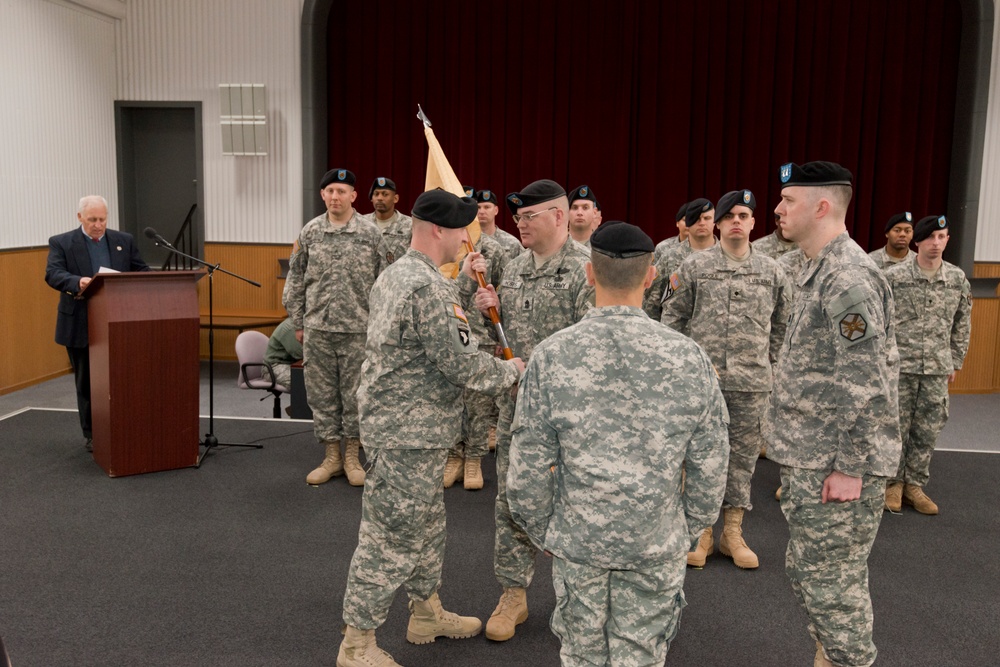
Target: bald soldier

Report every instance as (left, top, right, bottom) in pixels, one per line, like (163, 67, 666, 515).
(767, 161, 900, 667)
(508, 221, 729, 666)
(338, 191, 524, 667)
(567, 184, 602, 247)
(470, 179, 594, 642)
(868, 212, 914, 271)
(361, 176, 413, 267)
(883, 215, 971, 515)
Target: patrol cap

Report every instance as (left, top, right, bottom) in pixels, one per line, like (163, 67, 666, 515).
(463, 185, 475, 197)
(320, 168, 356, 189)
(913, 215, 949, 243)
(506, 179, 567, 215)
(475, 189, 499, 206)
(715, 189, 756, 223)
(590, 221, 654, 258)
(885, 211, 913, 233)
(411, 190, 478, 229)
(368, 176, 397, 199)
(568, 185, 601, 210)
(778, 161, 853, 188)
(685, 198, 714, 227)
(675, 202, 689, 223)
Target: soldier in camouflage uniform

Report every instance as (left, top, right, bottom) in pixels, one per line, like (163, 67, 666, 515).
(883, 215, 971, 515)
(361, 176, 413, 267)
(653, 202, 689, 263)
(662, 189, 790, 570)
(469, 179, 594, 643)
(476, 189, 523, 262)
(443, 230, 511, 490)
(337, 190, 524, 667)
(752, 212, 797, 259)
(766, 161, 901, 667)
(508, 221, 730, 667)
(284, 168, 387, 487)
(643, 198, 717, 320)
(868, 212, 913, 271)
(567, 185, 602, 248)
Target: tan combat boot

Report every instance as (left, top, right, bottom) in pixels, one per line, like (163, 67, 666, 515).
(463, 457, 484, 490)
(344, 437, 366, 487)
(337, 625, 400, 667)
(487, 426, 497, 451)
(885, 481, 904, 512)
(406, 592, 482, 644)
(718, 507, 759, 569)
(485, 587, 528, 641)
(306, 440, 343, 485)
(814, 640, 833, 667)
(903, 484, 939, 515)
(443, 455, 464, 488)
(686, 526, 714, 567)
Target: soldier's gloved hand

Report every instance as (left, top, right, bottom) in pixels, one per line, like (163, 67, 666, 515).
(475, 284, 500, 315)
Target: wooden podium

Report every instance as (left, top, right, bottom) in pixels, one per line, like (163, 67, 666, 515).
(84, 270, 203, 477)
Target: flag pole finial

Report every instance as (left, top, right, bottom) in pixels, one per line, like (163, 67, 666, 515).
(416, 104, 432, 128)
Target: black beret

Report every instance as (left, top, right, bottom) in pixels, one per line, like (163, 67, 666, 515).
(568, 185, 601, 210)
(411, 190, 478, 229)
(506, 179, 566, 215)
(779, 161, 853, 188)
(368, 176, 397, 199)
(590, 221, 654, 258)
(475, 189, 499, 205)
(320, 168, 356, 189)
(715, 189, 757, 223)
(675, 202, 689, 222)
(463, 185, 475, 197)
(684, 198, 714, 227)
(885, 211, 913, 234)
(913, 215, 949, 243)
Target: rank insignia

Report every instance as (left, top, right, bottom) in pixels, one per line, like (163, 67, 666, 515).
(377, 177, 386, 187)
(386, 251, 395, 264)
(839, 313, 868, 341)
(780, 163, 792, 183)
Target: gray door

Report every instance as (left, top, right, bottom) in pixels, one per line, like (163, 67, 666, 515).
(115, 102, 204, 268)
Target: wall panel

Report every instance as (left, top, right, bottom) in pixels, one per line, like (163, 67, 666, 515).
(976, 4, 1000, 262)
(951, 297, 1000, 393)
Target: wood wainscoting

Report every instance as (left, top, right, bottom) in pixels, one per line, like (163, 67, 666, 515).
(952, 263, 1000, 393)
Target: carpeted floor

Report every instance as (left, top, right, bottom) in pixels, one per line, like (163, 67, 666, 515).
(0, 409, 998, 666)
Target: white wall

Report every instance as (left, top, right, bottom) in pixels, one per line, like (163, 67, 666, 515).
(976, 1, 1000, 262)
(0, 0, 119, 249)
(116, 0, 303, 244)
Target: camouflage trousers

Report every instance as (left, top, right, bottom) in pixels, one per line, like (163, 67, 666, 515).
(495, 390, 539, 589)
(449, 346, 500, 460)
(551, 556, 687, 667)
(721, 390, 768, 511)
(260, 363, 291, 389)
(894, 373, 949, 487)
(302, 330, 365, 442)
(341, 448, 449, 629)
(780, 466, 885, 667)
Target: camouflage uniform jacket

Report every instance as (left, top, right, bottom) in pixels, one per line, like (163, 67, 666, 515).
(661, 245, 790, 392)
(508, 306, 730, 569)
(752, 232, 796, 259)
(457, 232, 511, 347)
(496, 236, 594, 360)
(357, 249, 520, 450)
(766, 233, 901, 477)
(487, 226, 524, 262)
(363, 209, 412, 266)
(284, 211, 385, 333)
(867, 246, 912, 272)
(778, 249, 808, 298)
(653, 235, 680, 264)
(643, 239, 715, 319)
(885, 258, 972, 375)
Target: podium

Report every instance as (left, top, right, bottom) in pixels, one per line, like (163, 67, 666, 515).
(84, 270, 203, 477)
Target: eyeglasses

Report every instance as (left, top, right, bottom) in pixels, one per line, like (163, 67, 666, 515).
(513, 206, 557, 224)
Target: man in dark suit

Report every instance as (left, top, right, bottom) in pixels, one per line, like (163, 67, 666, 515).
(45, 195, 150, 451)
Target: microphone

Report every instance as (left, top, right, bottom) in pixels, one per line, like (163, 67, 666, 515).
(144, 227, 172, 247)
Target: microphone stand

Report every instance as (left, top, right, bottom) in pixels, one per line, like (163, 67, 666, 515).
(149, 234, 264, 466)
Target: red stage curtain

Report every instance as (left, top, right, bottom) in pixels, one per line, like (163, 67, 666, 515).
(327, 0, 962, 249)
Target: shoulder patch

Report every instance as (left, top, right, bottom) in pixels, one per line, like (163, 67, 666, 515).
(839, 312, 868, 341)
(664, 272, 681, 300)
(447, 302, 474, 352)
(832, 301, 878, 347)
